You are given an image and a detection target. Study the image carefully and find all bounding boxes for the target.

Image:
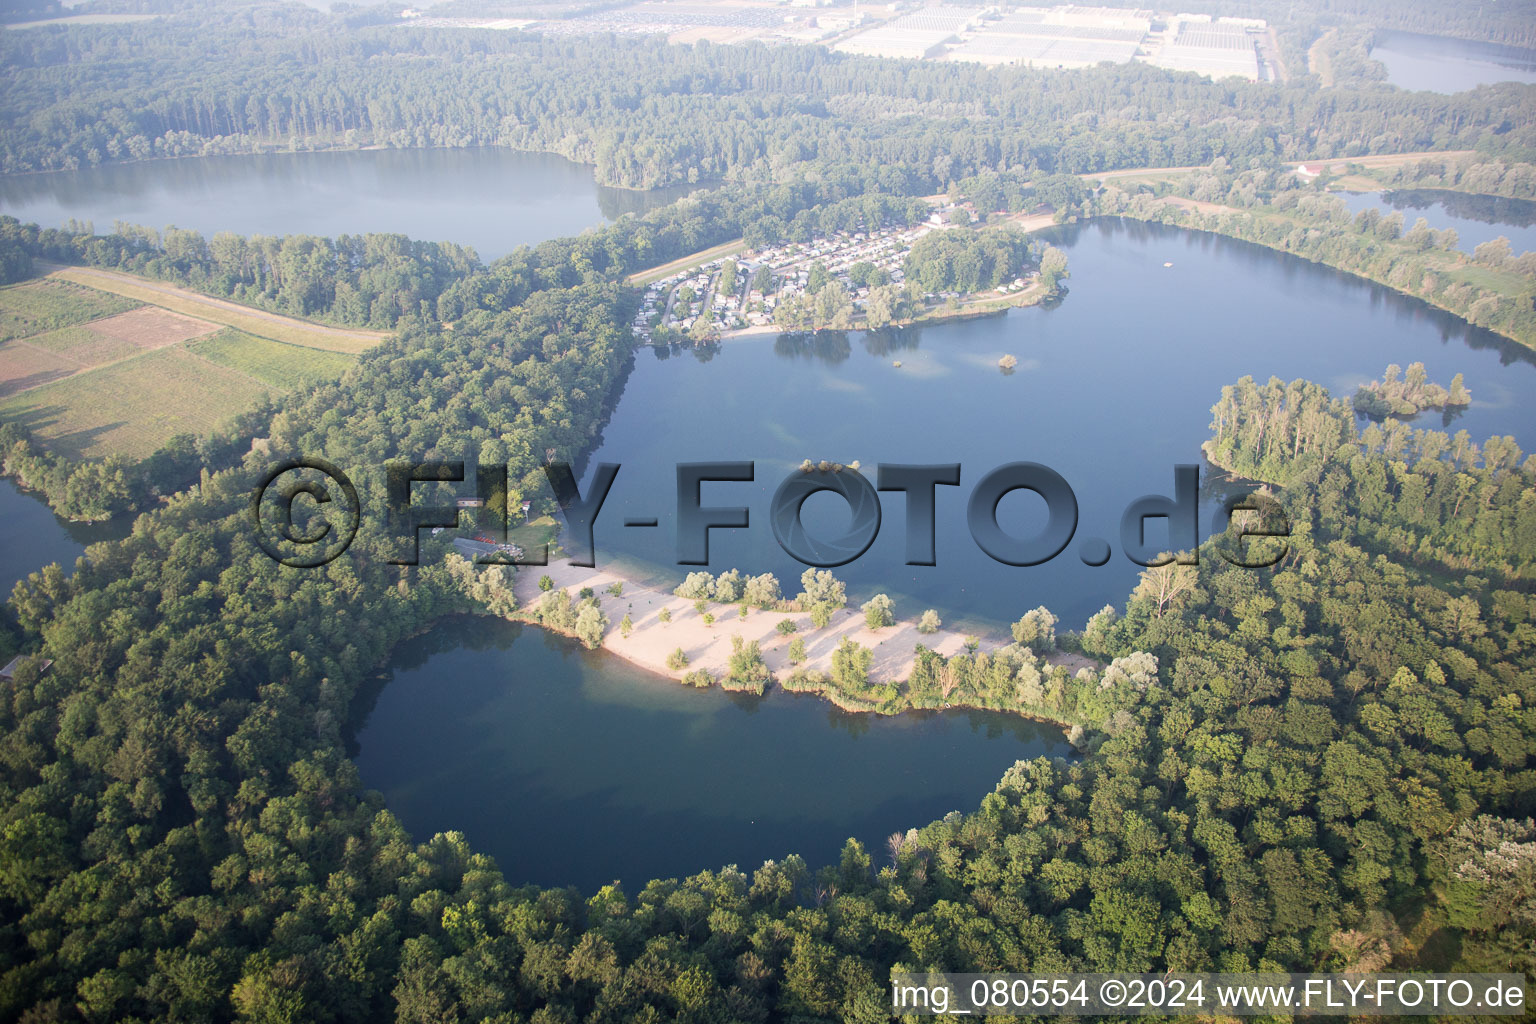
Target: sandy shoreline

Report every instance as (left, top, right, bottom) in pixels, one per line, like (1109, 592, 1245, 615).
(511, 558, 1095, 695)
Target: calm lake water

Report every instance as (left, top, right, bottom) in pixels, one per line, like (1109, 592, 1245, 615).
(0, 148, 689, 260)
(573, 219, 1536, 637)
(1371, 30, 1536, 93)
(0, 479, 130, 597)
(350, 617, 1070, 890)
(4, 149, 1535, 891)
(1338, 190, 1536, 256)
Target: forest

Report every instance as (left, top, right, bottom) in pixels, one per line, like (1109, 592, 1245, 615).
(3, 9, 1536, 188)
(0, 4, 1533, 1022)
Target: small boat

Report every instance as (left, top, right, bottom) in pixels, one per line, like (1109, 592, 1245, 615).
(1163, 261, 1173, 268)
(893, 360, 902, 367)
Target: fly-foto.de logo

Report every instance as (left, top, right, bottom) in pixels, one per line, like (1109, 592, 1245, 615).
(250, 458, 1291, 571)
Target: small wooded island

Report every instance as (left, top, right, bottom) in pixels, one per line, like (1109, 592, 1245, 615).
(1352, 362, 1472, 418)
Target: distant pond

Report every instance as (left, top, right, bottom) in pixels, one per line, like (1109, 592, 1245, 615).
(0, 147, 691, 260)
(1371, 30, 1536, 93)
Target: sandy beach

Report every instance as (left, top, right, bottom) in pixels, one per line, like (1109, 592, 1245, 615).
(511, 559, 1096, 690)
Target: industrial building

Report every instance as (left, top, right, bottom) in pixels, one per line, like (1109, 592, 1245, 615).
(834, 5, 986, 60)
(949, 10, 1147, 67)
(1149, 18, 1262, 81)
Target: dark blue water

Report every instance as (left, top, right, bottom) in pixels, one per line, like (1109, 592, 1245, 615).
(351, 617, 1069, 890)
(1371, 30, 1536, 93)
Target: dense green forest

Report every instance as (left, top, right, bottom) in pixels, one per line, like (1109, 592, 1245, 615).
(1, 5, 1535, 1021)
(2, 300, 1533, 1019)
(3, 8, 1536, 187)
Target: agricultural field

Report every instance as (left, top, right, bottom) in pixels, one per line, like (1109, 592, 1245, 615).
(187, 329, 355, 391)
(0, 278, 139, 341)
(0, 347, 264, 460)
(0, 270, 371, 461)
(50, 266, 387, 353)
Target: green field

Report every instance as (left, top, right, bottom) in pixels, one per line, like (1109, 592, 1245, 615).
(0, 279, 140, 341)
(0, 346, 271, 460)
(188, 329, 355, 391)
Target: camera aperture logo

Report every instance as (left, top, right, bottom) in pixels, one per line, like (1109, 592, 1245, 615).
(250, 458, 1290, 571)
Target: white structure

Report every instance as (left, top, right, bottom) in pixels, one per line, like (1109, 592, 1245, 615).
(834, 5, 984, 60)
(1150, 19, 1260, 81)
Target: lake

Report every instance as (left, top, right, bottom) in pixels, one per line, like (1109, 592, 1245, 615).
(1371, 30, 1536, 93)
(350, 616, 1070, 891)
(0, 478, 131, 597)
(356, 217, 1536, 888)
(572, 218, 1536, 638)
(1337, 189, 1536, 257)
(0, 147, 690, 261)
(3, 151, 1535, 892)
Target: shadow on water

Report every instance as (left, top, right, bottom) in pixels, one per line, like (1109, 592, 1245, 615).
(350, 615, 1073, 890)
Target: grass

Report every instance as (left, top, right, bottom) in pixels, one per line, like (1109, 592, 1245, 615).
(49, 268, 384, 354)
(21, 326, 141, 365)
(0, 346, 269, 460)
(625, 238, 747, 287)
(0, 279, 140, 341)
(187, 329, 355, 391)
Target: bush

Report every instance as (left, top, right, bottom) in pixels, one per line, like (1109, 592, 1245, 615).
(607, 581, 624, 597)
(658, 607, 672, 623)
(776, 618, 798, 636)
(810, 603, 834, 629)
(667, 647, 689, 670)
(702, 612, 716, 626)
(675, 571, 714, 599)
(578, 587, 595, 601)
(917, 609, 941, 634)
(683, 669, 714, 688)
(538, 575, 554, 592)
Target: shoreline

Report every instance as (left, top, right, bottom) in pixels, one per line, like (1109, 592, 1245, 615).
(508, 558, 1095, 729)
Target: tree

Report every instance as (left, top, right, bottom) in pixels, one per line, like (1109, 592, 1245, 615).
(831, 636, 872, 689)
(667, 647, 689, 669)
(574, 603, 608, 649)
(1039, 245, 1069, 292)
(619, 613, 633, 638)
(807, 261, 829, 293)
(742, 572, 781, 608)
(1011, 606, 1058, 650)
(538, 575, 554, 592)
(862, 593, 894, 629)
(751, 265, 773, 294)
(717, 258, 738, 296)
(799, 568, 846, 608)
(788, 637, 807, 664)
(917, 609, 941, 634)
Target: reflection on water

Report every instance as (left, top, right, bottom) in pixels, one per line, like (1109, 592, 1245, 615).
(0, 147, 691, 261)
(575, 219, 1536, 636)
(0, 479, 132, 596)
(1371, 30, 1536, 93)
(352, 616, 1071, 890)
